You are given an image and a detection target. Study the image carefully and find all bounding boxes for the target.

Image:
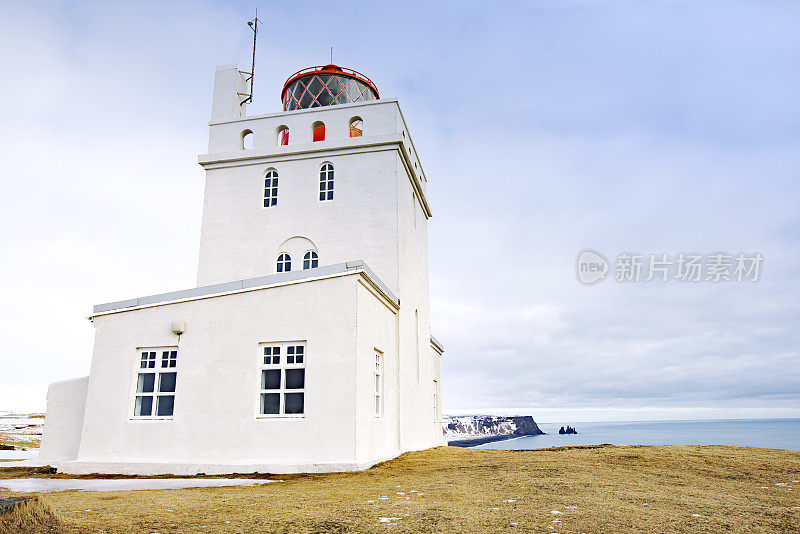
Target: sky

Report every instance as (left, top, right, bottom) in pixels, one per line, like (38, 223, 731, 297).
(1, 0, 798, 422)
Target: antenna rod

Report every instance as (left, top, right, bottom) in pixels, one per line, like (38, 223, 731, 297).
(330, 46, 333, 64)
(243, 9, 260, 106)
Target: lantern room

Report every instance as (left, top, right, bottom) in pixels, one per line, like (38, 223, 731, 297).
(281, 65, 379, 111)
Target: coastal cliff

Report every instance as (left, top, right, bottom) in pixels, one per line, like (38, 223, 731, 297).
(444, 415, 544, 447)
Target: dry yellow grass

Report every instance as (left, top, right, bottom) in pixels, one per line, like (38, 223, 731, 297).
(1, 445, 799, 533)
(0, 498, 64, 534)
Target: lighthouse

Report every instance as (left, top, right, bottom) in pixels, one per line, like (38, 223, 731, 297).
(38, 61, 445, 475)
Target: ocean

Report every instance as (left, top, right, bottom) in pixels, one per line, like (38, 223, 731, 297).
(473, 418, 800, 451)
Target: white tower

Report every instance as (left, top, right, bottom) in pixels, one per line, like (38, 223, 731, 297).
(197, 63, 443, 452)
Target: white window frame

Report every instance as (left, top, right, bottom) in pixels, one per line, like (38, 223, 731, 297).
(131, 346, 178, 420)
(263, 169, 278, 208)
(303, 250, 319, 269)
(257, 341, 306, 418)
(277, 252, 291, 273)
(319, 162, 334, 202)
(374, 349, 384, 417)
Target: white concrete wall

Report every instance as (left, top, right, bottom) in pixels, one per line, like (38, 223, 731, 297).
(210, 64, 248, 123)
(64, 275, 371, 474)
(196, 147, 400, 292)
(39, 377, 89, 463)
(354, 279, 399, 464)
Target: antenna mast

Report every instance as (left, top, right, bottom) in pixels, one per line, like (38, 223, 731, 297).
(242, 9, 261, 106)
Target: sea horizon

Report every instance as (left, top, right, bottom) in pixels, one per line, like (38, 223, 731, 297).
(472, 417, 800, 451)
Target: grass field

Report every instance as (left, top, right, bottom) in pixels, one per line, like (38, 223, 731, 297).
(1, 445, 798, 533)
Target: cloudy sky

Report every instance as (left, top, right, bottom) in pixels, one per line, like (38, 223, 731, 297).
(2, 0, 798, 421)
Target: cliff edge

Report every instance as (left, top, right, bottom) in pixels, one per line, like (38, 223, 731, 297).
(444, 415, 544, 447)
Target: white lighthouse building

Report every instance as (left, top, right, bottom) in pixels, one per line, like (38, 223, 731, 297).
(39, 63, 445, 474)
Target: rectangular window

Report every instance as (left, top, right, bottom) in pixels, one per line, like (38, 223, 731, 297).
(259, 342, 306, 416)
(374, 350, 383, 417)
(133, 348, 178, 419)
(263, 170, 278, 207)
(433, 379, 439, 420)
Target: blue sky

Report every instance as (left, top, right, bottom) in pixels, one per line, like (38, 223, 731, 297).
(1, 0, 798, 421)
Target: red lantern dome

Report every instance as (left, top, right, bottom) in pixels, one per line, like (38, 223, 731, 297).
(281, 64, 379, 111)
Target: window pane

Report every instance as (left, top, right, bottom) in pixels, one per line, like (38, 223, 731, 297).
(157, 395, 174, 416)
(375, 375, 380, 393)
(375, 396, 381, 414)
(295, 354, 303, 364)
(261, 393, 280, 414)
(288, 346, 294, 355)
(159, 372, 177, 393)
(137, 373, 155, 393)
(284, 393, 304, 414)
(262, 369, 281, 389)
(319, 192, 326, 201)
(135, 395, 152, 416)
(285, 369, 305, 389)
(296, 346, 304, 354)
(287, 355, 295, 364)
(272, 355, 280, 364)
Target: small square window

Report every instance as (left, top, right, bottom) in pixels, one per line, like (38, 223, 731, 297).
(284, 393, 304, 414)
(157, 395, 174, 417)
(159, 372, 177, 393)
(296, 354, 303, 364)
(262, 369, 281, 389)
(135, 396, 153, 416)
(285, 369, 304, 389)
(137, 373, 155, 393)
(287, 355, 295, 364)
(288, 346, 295, 355)
(261, 393, 280, 414)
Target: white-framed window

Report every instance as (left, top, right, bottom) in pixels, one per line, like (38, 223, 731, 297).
(258, 342, 306, 416)
(319, 162, 334, 201)
(264, 169, 278, 207)
(433, 379, 439, 420)
(374, 349, 383, 417)
(303, 250, 318, 269)
(133, 347, 178, 419)
(277, 253, 291, 272)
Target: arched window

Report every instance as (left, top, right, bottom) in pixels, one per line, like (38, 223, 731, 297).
(242, 129, 253, 149)
(312, 121, 325, 142)
(276, 125, 289, 146)
(319, 163, 334, 201)
(277, 253, 291, 273)
(263, 169, 278, 207)
(349, 117, 363, 137)
(303, 251, 319, 269)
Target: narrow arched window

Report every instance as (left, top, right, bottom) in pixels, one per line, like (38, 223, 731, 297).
(277, 253, 291, 273)
(303, 251, 319, 269)
(276, 125, 289, 146)
(242, 129, 253, 149)
(312, 121, 325, 142)
(349, 117, 363, 137)
(263, 169, 278, 207)
(319, 163, 334, 201)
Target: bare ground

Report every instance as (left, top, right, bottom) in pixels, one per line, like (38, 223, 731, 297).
(1, 445, 798, 533)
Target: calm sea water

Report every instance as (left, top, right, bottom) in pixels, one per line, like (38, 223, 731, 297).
(473, 418, 800, 451)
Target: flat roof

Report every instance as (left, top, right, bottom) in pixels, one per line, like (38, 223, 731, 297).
(92, 260, 398, 316)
